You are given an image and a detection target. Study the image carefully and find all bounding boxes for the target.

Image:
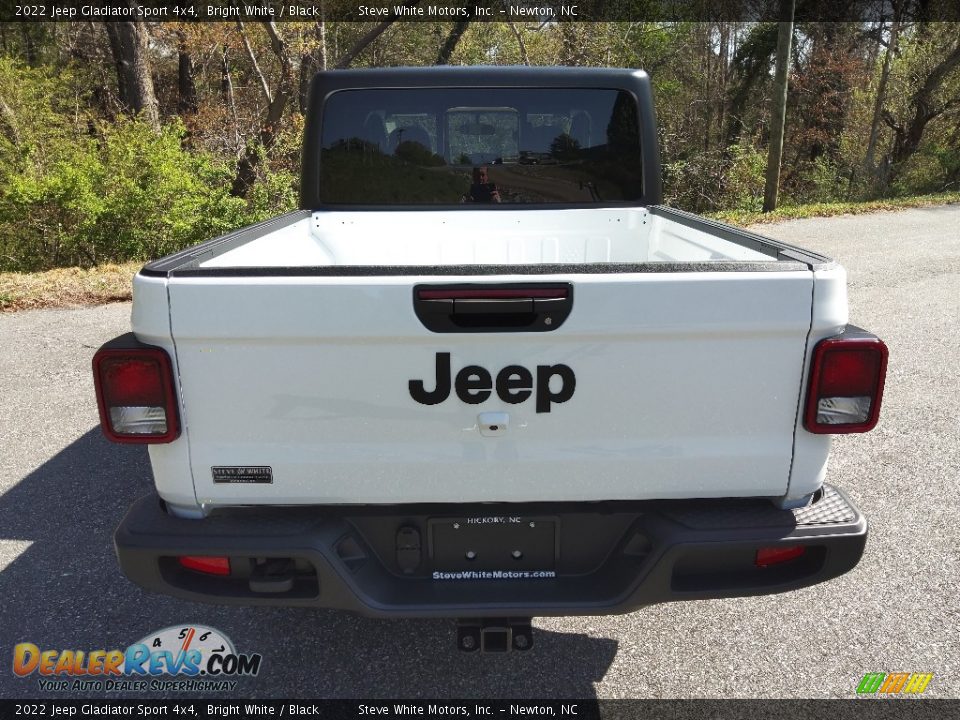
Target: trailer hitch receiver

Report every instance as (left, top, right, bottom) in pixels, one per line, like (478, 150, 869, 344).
(457, 618, 533, 653)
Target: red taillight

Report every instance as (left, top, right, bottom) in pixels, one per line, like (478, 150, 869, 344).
(178, 556, 231, 576)
(93, 346, 180, 444)
(755, 545, 806, 568)
(804, 335, 888, 434)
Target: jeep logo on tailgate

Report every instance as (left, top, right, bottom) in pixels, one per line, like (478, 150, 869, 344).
(409, 352, 575, 413)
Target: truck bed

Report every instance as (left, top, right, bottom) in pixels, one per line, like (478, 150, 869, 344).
(143, 206, 828, 273)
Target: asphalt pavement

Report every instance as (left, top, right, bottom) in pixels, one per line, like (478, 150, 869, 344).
(1, 205, 958, 699)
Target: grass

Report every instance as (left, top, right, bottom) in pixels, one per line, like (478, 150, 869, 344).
(0, 262, 140, 313)
(1, 191, 959, 313)
(709, 190, 960, 226)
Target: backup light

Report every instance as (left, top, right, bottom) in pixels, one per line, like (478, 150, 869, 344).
(804, 334, 888, 434)
(93, 347, 180, 443)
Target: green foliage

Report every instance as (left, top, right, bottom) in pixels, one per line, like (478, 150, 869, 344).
(0, 116, 249, 271)
(0, 59, 274, 272)
(663, 144, 766, 213)
(245, 159, 299, 224)
(723, 144, 767, 212)
(242, 120, 301, 223)
(783, 157, 847, 206)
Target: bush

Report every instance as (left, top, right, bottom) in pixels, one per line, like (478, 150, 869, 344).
(887, 143, 960, 196)
(783, 156, 847, 206)
(663, 144, 765, 213)
(722, 144, 767, 212)
(0, 118, 249, 271)
(0, 59, 288, 272)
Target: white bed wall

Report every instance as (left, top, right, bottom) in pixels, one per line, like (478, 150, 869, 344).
(200, 207, 771, 268)
(646, 212, 772, 262)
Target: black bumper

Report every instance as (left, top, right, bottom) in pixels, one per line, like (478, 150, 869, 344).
(114, 486, 867, 618)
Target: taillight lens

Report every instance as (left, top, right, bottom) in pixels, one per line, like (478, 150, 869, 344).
(93, 346, 180, 443)
(804, 335, 888, 434)
(178, 556, 231, 576)
(755, 545, 806, 567)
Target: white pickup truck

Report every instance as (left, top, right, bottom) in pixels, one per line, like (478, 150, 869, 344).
(99, 67, 887, 652)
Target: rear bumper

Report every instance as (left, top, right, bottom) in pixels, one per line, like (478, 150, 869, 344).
(114, 485, 867, 618)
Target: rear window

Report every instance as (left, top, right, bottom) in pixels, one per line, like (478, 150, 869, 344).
(319, 88, 643, 205)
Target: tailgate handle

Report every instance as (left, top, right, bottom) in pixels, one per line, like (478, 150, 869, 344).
(414, 285, 573, 333)
(455, 298, 533, 315)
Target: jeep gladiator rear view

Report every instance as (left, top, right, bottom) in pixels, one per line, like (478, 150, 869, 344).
(97, 68, 888, 652)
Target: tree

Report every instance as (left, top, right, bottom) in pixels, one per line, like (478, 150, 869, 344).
(333, 1, 423, 69)
(435, 9, 475, 65)
(763, 0, 795, 212)
(102, 2, 159, 130)
(880, 30, 960, 188)
(176, 30, 198, 116)
(864, 3, 902, 177)
(231, 20, 294, 197)
(724, 24, 779, 148)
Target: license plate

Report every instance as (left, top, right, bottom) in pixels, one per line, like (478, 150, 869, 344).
(429, 516, 556, 572)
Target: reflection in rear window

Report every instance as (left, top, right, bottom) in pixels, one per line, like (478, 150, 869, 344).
(319, 88, 642, 205)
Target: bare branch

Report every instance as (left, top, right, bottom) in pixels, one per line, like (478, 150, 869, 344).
(231, 22, 295, 197)
(508, 21, 529, 65)
(220, 46, 242, 155)
(334, 0, 421, 69)
(236, 20, 272, 104)
(263, 18, 289, 70)
(262, 20, 293, 131)
(881, 109, 901, 132)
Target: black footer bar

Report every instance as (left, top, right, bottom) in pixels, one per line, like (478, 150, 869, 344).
(2, 699, 960, 720)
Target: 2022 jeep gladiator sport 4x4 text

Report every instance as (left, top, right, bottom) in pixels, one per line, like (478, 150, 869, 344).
(97, 67, 888, 652)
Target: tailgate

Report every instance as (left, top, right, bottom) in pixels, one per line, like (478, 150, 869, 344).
(167, 271, 813, 505)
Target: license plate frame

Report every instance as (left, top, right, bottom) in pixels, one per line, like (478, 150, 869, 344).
(428, 516, 557, 572)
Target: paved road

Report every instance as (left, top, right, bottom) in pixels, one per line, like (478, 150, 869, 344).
(1, 206, 958, 699)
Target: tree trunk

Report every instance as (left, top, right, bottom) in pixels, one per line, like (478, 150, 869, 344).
(177, 32, 198, 116)
(436, 11, 474, 65)
(319, 17, 327, 70)
(703, 23, 713, 153)
(298, 19, 329, 113)
(220, 47, 242, 152)
(102, 4, 159, 130)
(865, 11, 900, 176)
(231, 21, 294, 198)
(559, 24, 579, 66)
(103, 23, 129, 109)
(299, 52, 318, 113)
(507, 21, 529, 65)
(724, 23, 779, 148)
(762, 0, 795, 213)
(20, 24, 39, 65)
(717, 22, 730, 145)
